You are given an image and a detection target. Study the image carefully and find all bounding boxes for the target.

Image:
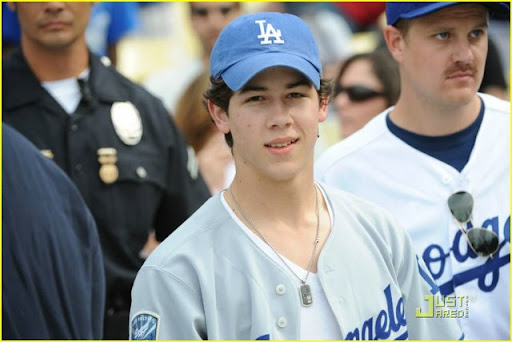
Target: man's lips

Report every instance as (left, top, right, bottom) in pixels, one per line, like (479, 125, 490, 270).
(40, 21, 69, 30)
(448, 72, 473, 79)
(264, 138, 299, 148)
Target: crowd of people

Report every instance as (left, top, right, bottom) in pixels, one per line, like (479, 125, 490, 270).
(2, 1, 510, 340)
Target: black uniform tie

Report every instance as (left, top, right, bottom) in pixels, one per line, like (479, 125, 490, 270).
(77, 77, 93, 107)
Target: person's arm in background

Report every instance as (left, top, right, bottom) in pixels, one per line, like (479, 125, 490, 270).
(2, 3, 21, 58)
(104, 2, 139, 66)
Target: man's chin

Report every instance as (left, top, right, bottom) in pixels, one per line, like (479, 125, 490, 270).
(41, 34, 76, 50)
(442, 89, 479, 107)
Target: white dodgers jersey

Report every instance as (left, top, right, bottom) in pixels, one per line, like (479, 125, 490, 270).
(315, 93, 510, 340)
(130, 185, 463, 340)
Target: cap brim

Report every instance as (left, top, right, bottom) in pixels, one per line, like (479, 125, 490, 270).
(397, 2, 509, 22)
(398, 2, 459, 20)
(221, 52, 321, 91)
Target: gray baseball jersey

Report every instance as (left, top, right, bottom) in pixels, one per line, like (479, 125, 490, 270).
(130, 184, 463, 340)
(316, 93, 510, 339)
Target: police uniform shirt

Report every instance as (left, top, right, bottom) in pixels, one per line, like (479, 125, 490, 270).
(3, 48, 212, 310)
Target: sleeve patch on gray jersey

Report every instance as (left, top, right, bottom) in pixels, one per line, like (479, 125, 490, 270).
(131, 311, 159, 340)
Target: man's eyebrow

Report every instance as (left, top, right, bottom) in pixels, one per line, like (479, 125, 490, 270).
(475, 21, 489, 29)
(239, 78, 311, 94)
(286, 78, 311, 89)
(238, 84, 267, 94)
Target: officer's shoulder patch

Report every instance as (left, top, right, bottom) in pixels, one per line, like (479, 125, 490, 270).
(131, 311, 159, 340)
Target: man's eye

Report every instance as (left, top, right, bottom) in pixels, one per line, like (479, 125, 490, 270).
(247, 96, 264, 102)
(192, 8, 208, 17)
(435, 32, 449, 40)
(469, 29, 484, 39)
(288, 92, 304, 99)
(220, 7, 233, 15)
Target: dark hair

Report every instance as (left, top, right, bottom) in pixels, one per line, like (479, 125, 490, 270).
(394, 19, 412, 40)
(204, 76, 332, 148)
(336, 47, 400, 107)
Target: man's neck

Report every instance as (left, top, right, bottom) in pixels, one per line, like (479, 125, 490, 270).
(22, 41, 89, 82)
(226, 171, 330, 272)
(227, 171, 317, 229)
(390, 91, 481, 136)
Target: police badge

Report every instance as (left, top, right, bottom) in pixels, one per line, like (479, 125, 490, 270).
(111, 101, 143, 145)
(97, 148, 119, 184)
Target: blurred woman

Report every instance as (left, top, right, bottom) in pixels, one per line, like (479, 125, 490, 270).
(333, 48, 400, 139)
(174, 71, 235, 194)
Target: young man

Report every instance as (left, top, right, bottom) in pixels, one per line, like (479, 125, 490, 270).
(316, 2, 510, 339)
(130, 12, 463, 340)
(2, 3, 210, 339)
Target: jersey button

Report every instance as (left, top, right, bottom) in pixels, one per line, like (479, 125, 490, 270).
(136, 166, 147, 179)
(71, 124, 78, 131)
(442, 175, 452, 184)
(101, 56, 112, 67)
(275, 284, 286, 295)
(277, 317, 287, 328)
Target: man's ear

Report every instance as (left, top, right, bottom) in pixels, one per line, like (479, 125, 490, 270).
(208, 99, 230, 134)
(318, 96, 328, 123)
(383, 25, 405, 64)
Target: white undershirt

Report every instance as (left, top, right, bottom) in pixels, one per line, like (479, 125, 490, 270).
(41, 69, 90, 114)
(221, 185, 343, 340)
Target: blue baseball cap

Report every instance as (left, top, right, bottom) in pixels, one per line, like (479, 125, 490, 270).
(386, 2, 510, 26)
(210, 12, 322, 91)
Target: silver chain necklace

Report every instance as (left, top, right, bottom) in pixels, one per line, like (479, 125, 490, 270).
(229, 185, 320, 307)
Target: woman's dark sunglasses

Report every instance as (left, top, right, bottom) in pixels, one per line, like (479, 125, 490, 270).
(448, 191, 499, 258)
(334, 85, 384, 102)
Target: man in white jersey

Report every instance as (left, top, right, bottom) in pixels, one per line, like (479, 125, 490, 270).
(130, 12, 463, 340)
(316, 2, 510, 339)
(2, 3, 211, 338)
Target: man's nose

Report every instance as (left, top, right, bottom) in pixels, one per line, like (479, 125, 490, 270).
(451, 39, 475, 66)
(43, 2, 65, 13)
(267, 102, 293, 129)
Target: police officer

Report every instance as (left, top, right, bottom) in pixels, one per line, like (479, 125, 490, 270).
(2, 3, 211, 339)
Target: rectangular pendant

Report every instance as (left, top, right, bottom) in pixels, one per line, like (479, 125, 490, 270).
(299, 284, 313, 307)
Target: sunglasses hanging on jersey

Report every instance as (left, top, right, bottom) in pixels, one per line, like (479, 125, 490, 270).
(448, 191, 499, 258)
(334, 85, 385, 102)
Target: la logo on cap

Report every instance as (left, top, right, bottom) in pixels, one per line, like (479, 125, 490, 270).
(255, 20, 284, 45)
